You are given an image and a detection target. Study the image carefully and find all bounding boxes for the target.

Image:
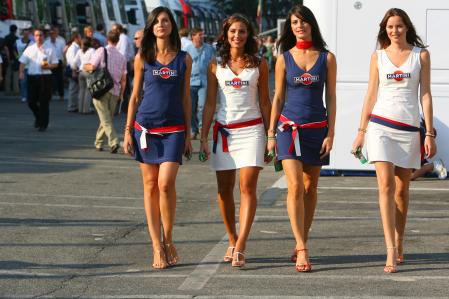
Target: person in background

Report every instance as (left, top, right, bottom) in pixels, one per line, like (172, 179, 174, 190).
(179, 27, 192, 50)
(264, 35, 275, 72)
(16, 28, 34, 102)
(93, 24, 107, 46)
(184, 27, 215, 140)
(411, 120, 446, 180)
(73, 37, 95, 114)
(112, 23, 133, 113)
(133, 29, 144, 53)
(84, 30, 127, 153)
(0, 55, 3, 83)
(45, 26, 66, 101)
(352, 8, 436, 273)
(65, 32, 82, 112)
(4, 24, 19, 95)
(19, 27, 59, 131)
(84, 26, 94, 39)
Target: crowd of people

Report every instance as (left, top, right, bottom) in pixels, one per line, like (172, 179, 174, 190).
(2, 3, 447, 274)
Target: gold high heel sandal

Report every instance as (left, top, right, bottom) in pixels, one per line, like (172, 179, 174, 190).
(152, 246, 168, 269)
(164, 243, 179, 266)
(384, 247, 398, 273)
(223, 246, 235, 262)
(231, 251, 245, 268)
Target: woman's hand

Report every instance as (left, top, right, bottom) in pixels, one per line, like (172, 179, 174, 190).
(352, 132, 365, 154)
(424, 136, 437, 159)
(320, 136, 334, 159)
(123, 131, 134, 156)
(199, 139, 210, 161)
(184, 136, 193, 160)
(266, 138, 276, 163)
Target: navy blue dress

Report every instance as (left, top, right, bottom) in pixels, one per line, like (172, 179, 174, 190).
(133, 51, 187, 164)
(276, 50, 330, 165)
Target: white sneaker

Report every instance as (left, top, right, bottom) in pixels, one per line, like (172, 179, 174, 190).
(433, 159, 447, 180)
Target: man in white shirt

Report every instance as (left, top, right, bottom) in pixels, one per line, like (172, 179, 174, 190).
(65, 32, 81, 112)
(112, 23, 133, 113)
(112, 23, 133, 61)
(19, 28, 59, 131)
(179, 28, 192, 51)
(44, 26, 66, 101)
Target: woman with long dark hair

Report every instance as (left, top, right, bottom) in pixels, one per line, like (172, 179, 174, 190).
(123, 6, 192, 269)
(352, 8, 436, 273)
(200, 14, 272, 268)
(267, 4, 336, 272)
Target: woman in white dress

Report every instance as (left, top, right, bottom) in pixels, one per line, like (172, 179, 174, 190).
(200, 14, 272, 267)
(352, 8, 436, 273)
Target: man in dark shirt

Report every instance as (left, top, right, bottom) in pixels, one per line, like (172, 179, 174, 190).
(4, 24, 19, 95)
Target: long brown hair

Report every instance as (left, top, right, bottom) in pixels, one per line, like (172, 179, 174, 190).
(141, 6, 181, 63)
(277, 4, 327, 53)
(216, 14, 259, 68)
(377, 8, 426, 49)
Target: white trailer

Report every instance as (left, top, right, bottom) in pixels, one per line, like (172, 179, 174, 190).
(303, 0, 449, 171)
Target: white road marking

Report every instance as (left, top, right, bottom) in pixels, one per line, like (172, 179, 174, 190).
(0, 201, 141, 210)
(178, 235, 229, 291)
(1, 192, 142, 201)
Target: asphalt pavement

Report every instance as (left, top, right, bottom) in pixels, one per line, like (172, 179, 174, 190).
(0, 94, 448, 298)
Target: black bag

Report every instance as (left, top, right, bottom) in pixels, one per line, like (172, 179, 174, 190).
(87, 47, 114, 99)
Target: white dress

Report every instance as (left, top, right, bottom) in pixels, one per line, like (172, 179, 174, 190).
(366, 47, 422, 169)
(211, 63, 266, 170)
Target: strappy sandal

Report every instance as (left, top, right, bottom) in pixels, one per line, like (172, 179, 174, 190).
(152, 246, 168, 269)
(223, 246, 235, 262)
(295, 249, 312, 272)
(231, 251, 245, 268)
(384, 247, 398, 273)
(164, 242, 179, 266)
(291, 248, 298, 262)
(396, 238, 404, 264)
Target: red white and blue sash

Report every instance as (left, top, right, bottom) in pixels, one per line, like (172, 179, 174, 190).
(278, 115, 328, 156)
(213, 118, 263, 153)
(134, 121, 186, 150)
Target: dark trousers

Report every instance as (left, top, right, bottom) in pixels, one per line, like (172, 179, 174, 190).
(52, 60, 64, 97)
(27, 74, 53, 129)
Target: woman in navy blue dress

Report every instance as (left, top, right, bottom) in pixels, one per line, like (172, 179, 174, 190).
(123, 7, 192, 269)
(267, 4, 336, 272)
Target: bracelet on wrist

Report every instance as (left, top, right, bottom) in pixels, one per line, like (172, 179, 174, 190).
(358, 127, 367, 133)
(267, 136, 276, 140)
(425, 132, 436, 138)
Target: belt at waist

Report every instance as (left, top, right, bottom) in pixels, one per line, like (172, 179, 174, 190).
(278, 114, 328, 156)
(134, 121, 186, 150)
(213, 117, 263, 154)
(369, 114, 419, 132)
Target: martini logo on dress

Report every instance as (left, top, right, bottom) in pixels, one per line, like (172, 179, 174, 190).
(153, 67, 178, 79)
(387, 70, 411, 81)
(293, 73, 320, 85)
(225, 77, 249, 89)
